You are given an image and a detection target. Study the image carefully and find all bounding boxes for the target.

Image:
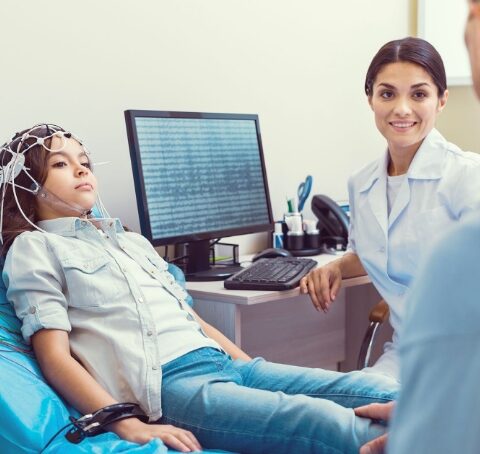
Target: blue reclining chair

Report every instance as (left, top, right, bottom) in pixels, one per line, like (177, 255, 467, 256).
(0, 263, 231, 454)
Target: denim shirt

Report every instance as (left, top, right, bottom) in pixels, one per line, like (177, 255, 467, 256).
(2, 217, 208, 420)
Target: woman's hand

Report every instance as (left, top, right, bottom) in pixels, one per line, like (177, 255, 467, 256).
(299, 261, 343, 312)
(109, 417, 202, 452)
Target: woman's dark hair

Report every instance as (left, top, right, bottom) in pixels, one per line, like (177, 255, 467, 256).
(0, 124, 65, 256)
(365, 37, 447, 97)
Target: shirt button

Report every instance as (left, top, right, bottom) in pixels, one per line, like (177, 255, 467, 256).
(138, 297, 144, 303)
(81, 221, 87, 227)
(152, 365, 158, 370)
(29, 307, 36, 314)
(147, 331, 153, 336)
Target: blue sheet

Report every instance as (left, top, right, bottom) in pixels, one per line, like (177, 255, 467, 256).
(0, 264, 232, 454)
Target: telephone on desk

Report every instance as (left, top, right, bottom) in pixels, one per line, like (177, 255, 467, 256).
(311, 194, 349, 254)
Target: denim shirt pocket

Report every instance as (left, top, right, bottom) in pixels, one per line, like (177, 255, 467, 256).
(60, 254, 122, 308)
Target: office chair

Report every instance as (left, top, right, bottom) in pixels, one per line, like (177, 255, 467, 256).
(357, 299, 390, 369)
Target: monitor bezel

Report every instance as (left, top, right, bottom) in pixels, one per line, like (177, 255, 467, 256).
(124, 109, 274, 246)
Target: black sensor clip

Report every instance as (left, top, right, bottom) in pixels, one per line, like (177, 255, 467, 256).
(66, 402, 149, 444)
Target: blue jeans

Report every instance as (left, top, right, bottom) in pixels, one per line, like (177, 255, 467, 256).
(160, 348, 398, 454)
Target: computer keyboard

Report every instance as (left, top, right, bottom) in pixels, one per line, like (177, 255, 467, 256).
(224, 257, 317, 291)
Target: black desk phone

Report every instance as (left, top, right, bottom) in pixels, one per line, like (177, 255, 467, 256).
(311, 194, 349, 252)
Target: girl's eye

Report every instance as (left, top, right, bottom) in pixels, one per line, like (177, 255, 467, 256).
(81, 162, 91, 169)
(380, 91, 394, 99)
(52, 161, 67, 168)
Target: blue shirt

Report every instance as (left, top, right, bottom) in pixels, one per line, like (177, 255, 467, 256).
(388, 212, 480, 453)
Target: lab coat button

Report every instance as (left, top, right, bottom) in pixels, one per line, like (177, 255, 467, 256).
(152, 365, 158, 371)
(147, 330, 153, 337)
(138, 297, 144, 303)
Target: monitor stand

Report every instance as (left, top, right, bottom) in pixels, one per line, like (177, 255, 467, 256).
(186, 239, 243, 281)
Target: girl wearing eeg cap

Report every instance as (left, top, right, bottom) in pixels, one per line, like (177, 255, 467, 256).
(0, 124, 108, 253)
(0, 123, 398, 453)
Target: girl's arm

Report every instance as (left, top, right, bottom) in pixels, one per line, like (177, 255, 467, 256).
(32, 329, 201, 453)
(194, 313, 252, 361)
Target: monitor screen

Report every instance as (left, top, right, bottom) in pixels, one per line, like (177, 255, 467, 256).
(124, 110, 274, 280)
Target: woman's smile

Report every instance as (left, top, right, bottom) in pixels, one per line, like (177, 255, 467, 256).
(388, 120, 418, 133)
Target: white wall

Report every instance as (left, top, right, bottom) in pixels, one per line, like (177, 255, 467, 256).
(0, 0, 411, 253)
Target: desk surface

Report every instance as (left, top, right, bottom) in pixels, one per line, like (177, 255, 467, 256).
(186, 253, 370, 305)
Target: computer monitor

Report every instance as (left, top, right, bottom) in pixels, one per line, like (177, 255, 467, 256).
(124, 110, 274, 280)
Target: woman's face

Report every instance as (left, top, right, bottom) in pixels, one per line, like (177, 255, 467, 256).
(36, 136, 98, 220)
(369, 61, 447, 155)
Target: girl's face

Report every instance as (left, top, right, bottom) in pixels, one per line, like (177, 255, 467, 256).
(368, 61, 448, 155)
(36, 136, 98, 220)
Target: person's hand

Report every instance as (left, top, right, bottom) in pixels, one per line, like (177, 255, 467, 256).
(358, 433, 388, 454)
(109, 417, 202, 452)
(299, 261, 342, 312)
(354, 401, 395, 454)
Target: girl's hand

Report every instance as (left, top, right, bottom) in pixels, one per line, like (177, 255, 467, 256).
(109, 417, 202, 452)
(299, 262, 343, 312)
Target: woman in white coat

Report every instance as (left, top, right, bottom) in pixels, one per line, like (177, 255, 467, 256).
(300, 37, 480, 381)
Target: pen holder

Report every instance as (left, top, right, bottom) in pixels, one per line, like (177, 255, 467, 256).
(305, 231, 320, 249)
(284, 212, 303, 233)
(286, 231, 304, 250)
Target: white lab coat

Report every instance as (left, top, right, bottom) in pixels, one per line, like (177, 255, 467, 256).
(347, 128, 480, 379)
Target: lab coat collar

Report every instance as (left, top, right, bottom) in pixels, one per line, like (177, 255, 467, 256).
(358, 128, 448, 236)
(406, 128, 448, 180)
(387, 129, 447, 227)
(358, 128, 447, 193)
(358, 152, 388, 194)
(365, 155, 389, 237)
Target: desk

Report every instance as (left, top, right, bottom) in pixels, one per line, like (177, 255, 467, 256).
(187, 254, 372, 371)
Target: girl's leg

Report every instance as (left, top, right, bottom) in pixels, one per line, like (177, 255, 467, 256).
(160, 348, 397, 454)
(237, 355, 399, 408)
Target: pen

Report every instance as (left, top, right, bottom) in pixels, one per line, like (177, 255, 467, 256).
(287, 197, 293, 213)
